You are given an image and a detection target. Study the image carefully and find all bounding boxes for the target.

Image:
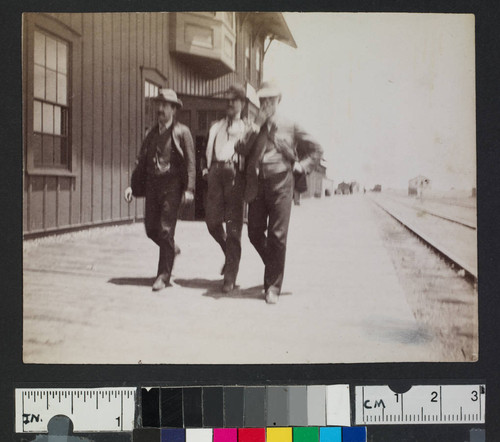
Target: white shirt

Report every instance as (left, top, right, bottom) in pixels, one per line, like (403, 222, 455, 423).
(213, 117, 245, 162)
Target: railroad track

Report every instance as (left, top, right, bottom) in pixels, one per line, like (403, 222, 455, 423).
(382, 195, 476, 230)
(371, 195, 477, 282)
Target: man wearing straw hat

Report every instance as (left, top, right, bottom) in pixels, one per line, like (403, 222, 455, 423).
(202, 83, 247, 293)
(124, 88, 195, 291)
(236, 81, 322, 304)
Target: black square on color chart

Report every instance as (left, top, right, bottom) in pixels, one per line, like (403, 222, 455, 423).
(183, 387, 202, 427)
(161, 388, 183, 427)
(132, 428, 161, 442)
(141, 388, 160, 428)
(203, 387, 223, 427)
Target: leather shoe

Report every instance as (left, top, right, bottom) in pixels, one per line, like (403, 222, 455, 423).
(152, 275, 168, 291)
(222, 281, 235, 293)
(265, 288, 279, 304)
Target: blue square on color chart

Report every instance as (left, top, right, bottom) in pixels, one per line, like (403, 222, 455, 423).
(162, 428, 186, 442)
(342, 427, 366, 442)
(319, 427, 341, 442)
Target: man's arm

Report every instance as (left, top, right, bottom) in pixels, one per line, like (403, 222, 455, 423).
(181, 126, 196, 193)
(124, 129, 153, 202)
(294, 123, 323, 174)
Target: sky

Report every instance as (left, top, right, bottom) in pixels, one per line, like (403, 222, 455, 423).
(263, 13, 476, 191)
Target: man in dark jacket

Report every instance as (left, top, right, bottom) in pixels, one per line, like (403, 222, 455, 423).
(236, 81, 323, 304)
(124, 88, 195, 291)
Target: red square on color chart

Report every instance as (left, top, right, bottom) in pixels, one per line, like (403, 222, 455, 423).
(238, 428, 265, 442)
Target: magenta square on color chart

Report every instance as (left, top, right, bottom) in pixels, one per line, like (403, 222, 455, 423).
(214, 428, 238, 442)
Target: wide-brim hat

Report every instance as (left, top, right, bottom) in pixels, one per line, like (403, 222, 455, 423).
(154, 88, 183, 108)
(257, 81, 281, 99)
(225, 83, 246, 101)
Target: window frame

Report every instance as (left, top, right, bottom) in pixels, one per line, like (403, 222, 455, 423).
(24, 13, 81, 177)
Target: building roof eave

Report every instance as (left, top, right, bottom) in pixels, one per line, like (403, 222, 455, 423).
(247, 12, 297, 49)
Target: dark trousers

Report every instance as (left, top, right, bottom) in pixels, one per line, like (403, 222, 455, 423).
(205, 162, 245, 284)
(247, 169, 294, 293)
(144, 173, 183, 283)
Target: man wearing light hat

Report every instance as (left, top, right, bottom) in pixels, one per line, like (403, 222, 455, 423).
(236, 81, 323, 304)
(202, 83, 248, 293)
(124, 88, 195, 291)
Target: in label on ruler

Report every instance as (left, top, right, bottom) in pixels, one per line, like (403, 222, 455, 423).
(15, 388, 136, 433)
(355, 385, 485, 425)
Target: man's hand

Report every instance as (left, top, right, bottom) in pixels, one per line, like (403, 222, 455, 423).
(202, 168, 209, 181)
(254, 104, 273, 127)
(293, 162, 304, 174)
(124, 186, 133, 203)
(183, 190, 194, 204)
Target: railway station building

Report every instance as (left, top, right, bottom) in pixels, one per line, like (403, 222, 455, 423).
(23, 12, 297, 236)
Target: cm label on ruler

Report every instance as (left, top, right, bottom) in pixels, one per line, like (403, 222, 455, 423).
(15, 388, 136, 433)
(355, 385, 485, 425)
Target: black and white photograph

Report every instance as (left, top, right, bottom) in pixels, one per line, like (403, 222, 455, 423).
(22, 12, 477, 364)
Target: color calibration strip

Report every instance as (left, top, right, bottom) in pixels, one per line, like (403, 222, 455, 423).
(141, 386, 350, 428)
(134, 426, 366, 442)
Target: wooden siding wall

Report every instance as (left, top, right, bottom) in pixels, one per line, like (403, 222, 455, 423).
(24, 12, 264, 235)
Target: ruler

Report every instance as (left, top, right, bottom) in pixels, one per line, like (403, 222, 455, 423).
(15, 388, 136, 433)
(355, 385, 485, 425)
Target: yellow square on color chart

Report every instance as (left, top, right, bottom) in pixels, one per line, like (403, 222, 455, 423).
(267, 427, 292, 442)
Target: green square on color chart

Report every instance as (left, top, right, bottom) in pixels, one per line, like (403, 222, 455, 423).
(293, 427, 319, 442)
(319, 427, 341, 442)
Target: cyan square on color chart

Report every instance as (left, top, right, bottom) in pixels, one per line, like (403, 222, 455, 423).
(319, 427, 341, 442)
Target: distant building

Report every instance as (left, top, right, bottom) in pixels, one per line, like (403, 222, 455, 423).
(323, 178, 334, 196)
(304, 162, 328, 198)
(371, 184, 382, 192)
(408, 175, 431, 197)
(23, 12, 297, 236)
(336, 181, 351, 195)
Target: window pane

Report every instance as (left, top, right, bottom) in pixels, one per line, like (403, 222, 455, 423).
(42, 134, 55, 166)
(33, 100, 42, 132)
(61, 108, 68, 135)
(60, 138, 68, 165)
(34, 65, 45, 99)
(57, 73, 67, 105)
(57, 41, 67, 74)
(46, 69, 57, 102)
(53, 106, 61, 135)
(53, 136, 61, 165)
(145, 81, 150, 97)
(46, 36, 57, 71)
(33, 134, 42, 166)
(42, 103, 54, 134)
(34, 31, 45, 66)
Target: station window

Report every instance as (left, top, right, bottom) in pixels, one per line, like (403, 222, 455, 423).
(32, 30, 70, 168)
